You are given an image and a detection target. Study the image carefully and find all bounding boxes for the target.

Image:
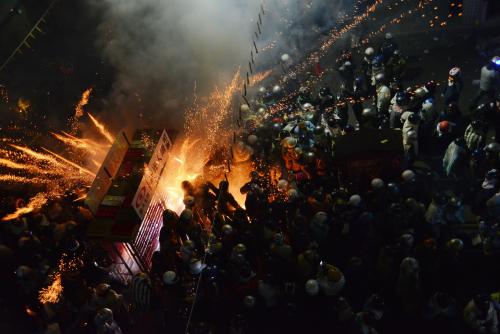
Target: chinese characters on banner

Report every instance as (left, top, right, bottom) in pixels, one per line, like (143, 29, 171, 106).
(132, 130, 172, 219)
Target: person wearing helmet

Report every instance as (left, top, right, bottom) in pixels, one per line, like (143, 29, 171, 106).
(380, 32, 398, 62)
(348, 76, 368, 125)
(386, 48, 407, 80)
(401, 111, 420, 157)
(315, 86, 335, 114)
(442, 67, 463, 106)
(334, 85, 350, 128)
(463, 294, 498, 334)
(396, 257, 421, 315)
(216, 180, 241, 216)
(375, 73, 391, 115)
(470, 56, 500, 109)
(338, 60, 355, 90)
(317, 262, 345, 296)
(418, 97, 437, 154)
(443, 137, 468, 179)
(437, 102, 464, 135)
(90, 283, 124, 315)
(94, 308, 122, 334)
(464, 120, 486, 152)
(389, 91, 409, 128)
(297, 86, 312, 106)
(363, 47, 376, 89)
(371, 54, 386, 88)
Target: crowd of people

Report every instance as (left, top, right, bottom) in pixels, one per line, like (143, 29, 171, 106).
(1, 31, 500, 334)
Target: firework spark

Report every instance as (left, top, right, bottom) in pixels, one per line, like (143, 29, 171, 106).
(87, 113, 114, 144)
(70, 88, 93, 134)
(249, 70, 273, 86)
(74, 88, 92, 118)
(38, 256, 83, 304)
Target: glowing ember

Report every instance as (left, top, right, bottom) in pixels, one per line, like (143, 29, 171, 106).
(87, 112, 114, 144)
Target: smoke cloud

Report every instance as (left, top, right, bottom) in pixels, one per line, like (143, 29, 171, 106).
(88, 0, 351, 129)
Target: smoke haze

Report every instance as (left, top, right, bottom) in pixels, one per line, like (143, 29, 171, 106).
(89, 0, 349, 129)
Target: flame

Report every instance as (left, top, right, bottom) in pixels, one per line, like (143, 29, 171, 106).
(157, 139, 204, 214)
(157, 69, 248, 215)
(87, 112, 114, 144)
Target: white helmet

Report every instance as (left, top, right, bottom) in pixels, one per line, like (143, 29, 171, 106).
(365, 47, 375, 56)
(247, 134, 258, 145)
(402, 169, 416, 182)
(244, 295, 256, 308)
(371, 178, 384, 190)
(272, 85, 282, 94)
(277, 179, 289, 191)
(163, 271, 178, 285)
(349, 194, 362, 206)
(400, 257, 419, 273)
(374, 73, 385, 83)
(189, 258, 206, 275)
(257, 107, 266, 114)
(305, 279, 320, 296)
(449, 67, 461, 77)
(301, 102, 314, 111)
(422, 99, 434, 111)
(362, 108, 375, 117)
(385, 32, 393, 40)
(222, 224, 233, 235)
(281, 53, 291, 62)
(240, 104, 250, 113)
(258, 86, 266, 94)
(94, 308, 114, 327)
(287, 188, 299, 200)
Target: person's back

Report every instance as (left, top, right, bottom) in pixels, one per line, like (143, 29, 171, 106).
(480, 65, 498, 92)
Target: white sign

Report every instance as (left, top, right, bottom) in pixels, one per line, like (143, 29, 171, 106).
(132, 130, 171, 219)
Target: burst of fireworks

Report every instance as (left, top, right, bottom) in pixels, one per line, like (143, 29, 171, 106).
(87, 112, 114, 144)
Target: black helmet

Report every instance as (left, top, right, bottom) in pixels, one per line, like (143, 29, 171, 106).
(408, 113, 420, 124)
(219, 180, 229, 191)
(395, 91, 409, 106)
(314, 125, 325, 135)
(319, 86, 331, 97)
(485, 142, 500, 153)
